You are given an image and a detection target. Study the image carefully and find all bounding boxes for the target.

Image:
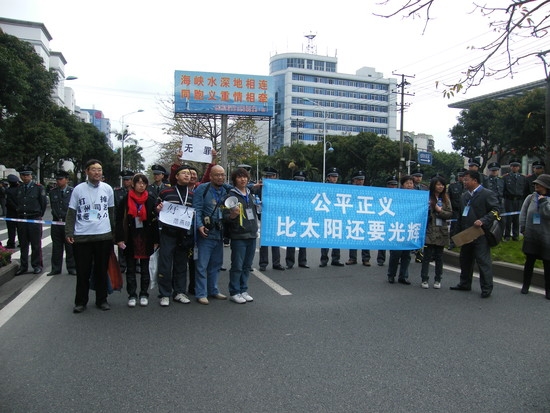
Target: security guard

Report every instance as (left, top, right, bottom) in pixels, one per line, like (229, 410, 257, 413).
(285, 170, 309, 269)
(524, 160, 545, 197)
(114, 169, 135, 272)
(148, 164, 170, 199)
(15, 165, 47, 275)
(486, 162, 504, 206)
(48, 170, 76, 275)
(503, 158, 526, 241)
(5, 174, 20, 248)
(411, 169, 428, 190)
(320, 167, 344, 267)
(447, 168, 466, 248)
(468, 157, 488, 186)
(346, 170, 372, 267)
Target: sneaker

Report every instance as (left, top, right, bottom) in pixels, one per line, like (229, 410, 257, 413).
(160, 297, 170, 307)
(230, 294, 246, 304)
(241, 292, 254, 302)
(197, 297, 209, 305)
(139, 297, 149, 306)
(421, 282, 429, 289)
(173, 293, 191, 304)
(128, 298, 137, 307)
(433, 281, 441, 289)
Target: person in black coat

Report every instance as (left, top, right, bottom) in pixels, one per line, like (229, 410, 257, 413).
(115, 173, 159, 307)
(451, 170, 500, 298)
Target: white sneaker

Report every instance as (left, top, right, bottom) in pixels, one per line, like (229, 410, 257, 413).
(173, 293, 190, 304)
(241, 292, 254, 302)
(128, 298, 137, 307)
(421, 282, 429, 289)
(230, 294, 246, 304)
(160, 297, 170, 307)
(139, 297, 148, 307)
(433, 281, 441, 289)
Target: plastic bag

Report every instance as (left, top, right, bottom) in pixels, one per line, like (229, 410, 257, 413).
(149, 248, 159, 290)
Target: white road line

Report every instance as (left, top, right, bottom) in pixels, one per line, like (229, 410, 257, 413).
(0, 273, 53, 329)
(9, 236, 52, 260)
(253, 269, 292, 296)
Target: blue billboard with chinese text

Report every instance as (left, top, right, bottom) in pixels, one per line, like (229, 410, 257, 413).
(174, 70, 274, 117)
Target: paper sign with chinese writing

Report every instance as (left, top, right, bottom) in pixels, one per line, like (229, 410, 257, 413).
(260, 180, 429, 250)
(180, 136, 213, 164)
(159, 202, 195, 230)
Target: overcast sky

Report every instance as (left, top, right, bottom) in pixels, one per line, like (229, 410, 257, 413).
(2, 0, 548, 166)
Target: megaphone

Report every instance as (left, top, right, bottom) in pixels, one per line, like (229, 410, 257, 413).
(224, 196, 239, 209)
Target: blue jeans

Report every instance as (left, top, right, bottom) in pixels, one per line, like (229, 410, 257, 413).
(229, 238, 256, 296)
(388, 250, 411, 279)
(194, 237, 223, 298)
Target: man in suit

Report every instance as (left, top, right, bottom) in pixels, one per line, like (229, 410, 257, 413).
(450, 170, 500, 298)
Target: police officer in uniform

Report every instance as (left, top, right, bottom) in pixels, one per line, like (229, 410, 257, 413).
(14, 166, 47, 275)
(503, 158, 526, 241)
(411, 169, 428, 191)
(148, 164, 170, 199)
(114, 169, 135, 272)
(486, 162, 504, 207)
(48, 170, 76, 275)
(524, 160, 546, 197)
(447, 168, 466, 249)
(320, 167, 344, 267)
(346, 170, 372, 267)
(285, 170, 309, 269)
(468, 157, 488, 186)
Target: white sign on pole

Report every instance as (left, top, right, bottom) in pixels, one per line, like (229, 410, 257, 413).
(159, 202, 195, 230)
(180, 136, 213, 163)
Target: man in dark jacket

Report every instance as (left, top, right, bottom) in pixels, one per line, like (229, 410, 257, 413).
(451, 170, 500, 298)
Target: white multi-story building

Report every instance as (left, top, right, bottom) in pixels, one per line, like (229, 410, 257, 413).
(265, 41, 397, 154)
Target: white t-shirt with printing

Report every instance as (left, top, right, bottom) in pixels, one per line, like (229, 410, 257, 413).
(68, 181, 114, 236)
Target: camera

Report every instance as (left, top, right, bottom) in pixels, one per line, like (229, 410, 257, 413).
(204, 216, 213, 230)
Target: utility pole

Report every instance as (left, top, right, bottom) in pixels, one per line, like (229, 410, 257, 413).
(392, 72, 415, 187)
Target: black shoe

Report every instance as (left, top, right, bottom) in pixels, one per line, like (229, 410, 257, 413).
(345, 259, 357, 265)
(73, 305, 86, 313)
(481, 291, 492, 298)
(331, 261, 344, 267)
(299, 264, 310, 269)
(388, 276, 395, 284)
(6, 244, 15, 249)
(96, 302, 110, 311)
(220, 267, 227, 271)
(68, 270, 77, 275)
(259, 266, 266, 271)
(33, 267, 42, 274)
(450, 284, 471, 291)
(47, 271, 61, 276)
(15, 268, 28, 276)
(377, 262, 384, 266)
(273, 265, 286, 271)
(398, 278, 411, 285)
(319, 262, 328, 268)
(521, 286, 529, 294)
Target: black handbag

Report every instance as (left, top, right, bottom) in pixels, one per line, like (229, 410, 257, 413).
(485, 212, 503, 247)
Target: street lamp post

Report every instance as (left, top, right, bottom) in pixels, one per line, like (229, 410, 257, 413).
(304, 98, 327, 179)
(119, 109, 144, 184)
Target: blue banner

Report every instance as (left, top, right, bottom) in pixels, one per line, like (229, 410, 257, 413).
(260, 180, 429, 250)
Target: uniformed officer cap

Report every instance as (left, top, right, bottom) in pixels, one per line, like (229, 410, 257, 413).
(263, 166, 278, 176)
(352, 170, 366, 180)
(119, 169, 135, 180)
(326, 167, 339, 177)
(293, 170, 307, 181)
(238, 164, 252, 172)
(457, 168, 467, 176)
(509, 158, 521, 167)
(411, 170, 423, 177)
(386, 176, 398, 185)
(488, 162, 500, 171)
(532, 160, 545, 169)
(17, 165, 33, 175)
(468, 158, 481, 167)
(55, 170, 70, 179)
(7, 174, 19, 183)
(151, 164, 167, 175)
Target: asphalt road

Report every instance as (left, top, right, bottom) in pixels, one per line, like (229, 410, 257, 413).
(1, 210, 550, 413)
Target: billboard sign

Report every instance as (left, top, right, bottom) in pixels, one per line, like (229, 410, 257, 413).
(174, 70, 274, 117)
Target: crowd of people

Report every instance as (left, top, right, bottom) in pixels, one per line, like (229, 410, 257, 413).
(3, 154, 549, 313)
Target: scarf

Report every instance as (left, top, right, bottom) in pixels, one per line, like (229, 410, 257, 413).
(127, 189, 148, 222)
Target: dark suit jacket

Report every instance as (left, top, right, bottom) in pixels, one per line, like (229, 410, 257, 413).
(457, 186, 500, 232)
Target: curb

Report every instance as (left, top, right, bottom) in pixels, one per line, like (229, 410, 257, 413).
(0, 262, 19, 287)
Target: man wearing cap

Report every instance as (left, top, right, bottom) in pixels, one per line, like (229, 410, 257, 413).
(47, 170, 76, 276)
(447, 169, 466, 249)
(346, 170, 372, 267)
(14, 166, 47, 275)
(375, 176, 399, 265)
(320, 167, 345, 267)
(524, 160, 546, 198)
(468, 157, 488, 186)
(5, 174, 20, 249)
(503, 159, 526, 241)
(257, 167, 286, 271)
(285, 171, 310, 269)
(411, 170, 428, 191)
(148, 164, 170, 199)
(486, 162, 504, 207)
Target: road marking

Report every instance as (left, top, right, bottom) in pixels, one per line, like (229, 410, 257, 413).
(9, 237, 52, 260)
(253, 269, 292, 296)
(0, 273, 53, 329)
